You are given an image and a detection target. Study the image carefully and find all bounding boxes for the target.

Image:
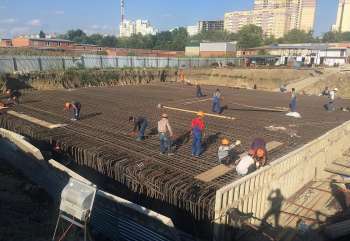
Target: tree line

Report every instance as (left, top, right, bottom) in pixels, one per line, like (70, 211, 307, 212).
(53, 25, 350, 51)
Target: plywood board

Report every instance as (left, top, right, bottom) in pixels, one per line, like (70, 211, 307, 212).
(195, 141, 283, 182)
(325, 164, 350, 176)
(7, 111, 67, 129)
(333, 159, 350, 168)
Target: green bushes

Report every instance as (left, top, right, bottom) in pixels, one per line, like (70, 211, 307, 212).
(1, 68, 176, 90)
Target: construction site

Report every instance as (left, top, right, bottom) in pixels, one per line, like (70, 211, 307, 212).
(1, 65, 350, 241)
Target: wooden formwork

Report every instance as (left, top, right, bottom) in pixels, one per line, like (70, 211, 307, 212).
(213, 120, 350, 241)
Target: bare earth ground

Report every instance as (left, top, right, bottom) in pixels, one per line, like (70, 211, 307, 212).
(185, 67, 350, 99)
(0, 159, 55, 241)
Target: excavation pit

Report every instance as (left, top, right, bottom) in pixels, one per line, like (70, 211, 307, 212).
(1, 83, 350, 238)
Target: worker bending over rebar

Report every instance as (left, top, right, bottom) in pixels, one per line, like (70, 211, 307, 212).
(129, 116, 148, 141)
(218, 138, 241, 164)
(64, 101, 81, 121)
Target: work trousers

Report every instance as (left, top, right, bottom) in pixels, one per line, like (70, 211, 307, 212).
(289, 97, 297, 112)
(192, 130, 202, 157)
(196, 89, 204, 97)
(159, 133, 172, 154)
(73, 106, 81, 120)
(137, 121, 148, 140)
(212, 99, 221, 113)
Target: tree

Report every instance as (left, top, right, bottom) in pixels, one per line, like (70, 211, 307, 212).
(237, 24, 263, 49)
(322, 31, 342, 43)
(282, 29, 315, 43)
(64, 29, 88, 43)
(39, 30, 46, 39)
(192, 30, 238, 43)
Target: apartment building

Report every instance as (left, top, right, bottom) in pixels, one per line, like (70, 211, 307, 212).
(198, 20, 224, 32)
(224, 0, 316, 38)
(333, 0, 350, 32)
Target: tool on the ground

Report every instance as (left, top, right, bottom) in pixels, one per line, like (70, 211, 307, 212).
(157, 104, 236, 120)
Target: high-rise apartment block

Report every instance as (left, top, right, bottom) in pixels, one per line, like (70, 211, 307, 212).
(224, 0, 316, 38)
(119, 0, 158, 37)
(333, 0, 350, 32)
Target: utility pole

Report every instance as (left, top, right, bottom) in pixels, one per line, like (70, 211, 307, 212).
(121, 0, 125, 23)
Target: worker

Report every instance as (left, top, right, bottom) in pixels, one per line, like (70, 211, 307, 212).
(280, 84, 287, 93)
(235, 138, 267, 176)
(289, 88, 297, 112)
(212, 88, 221, 113)
(158, 113, 174, 155)
(218, 138, 241, 164)
(249, 138, 267, 168)
(191, 111, 205, 157)
(196, 84, 204, 97)
(129, 116, 148, 141)
(64, 101, 81, 121)
(325, 88, 338, 111)
(6, 89, 21, 105)
(179, 70, 185, 84)
(320, 86, 330, 96)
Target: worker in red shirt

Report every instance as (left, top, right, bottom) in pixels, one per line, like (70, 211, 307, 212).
(191, 111, 205, 157)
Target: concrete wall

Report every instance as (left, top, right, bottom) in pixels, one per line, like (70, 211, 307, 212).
(185, 47, 200, 57)
(213, 120, 350, 241)
(0, 128, 181, 241)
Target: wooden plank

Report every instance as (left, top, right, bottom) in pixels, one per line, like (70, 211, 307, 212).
(195, 141, 283, 182)
(7, 110, 67, 129)
(325, 164, 350, 176)
(333, 159, 350, 168)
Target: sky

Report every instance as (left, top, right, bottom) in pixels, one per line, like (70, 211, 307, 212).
(0, 0, 340, 38)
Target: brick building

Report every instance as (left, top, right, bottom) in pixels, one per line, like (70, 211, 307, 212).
(0, 39, 13, 47)
(12, 37, 74, 49)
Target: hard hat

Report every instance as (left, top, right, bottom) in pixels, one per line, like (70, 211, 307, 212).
(162, 113, 168, 118)
(64, 102, 70, 109)
(197, 111, 205, 117)
(334, 88, 338, 92)
(248, 149, 255, 156)
(221, 138, 230, 145)
(256, 148, 265, 158)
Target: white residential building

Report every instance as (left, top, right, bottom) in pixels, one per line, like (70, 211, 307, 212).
(187, 25, 199, 36)
(333, 0, 350, 32)
(119, 19, 158, 37)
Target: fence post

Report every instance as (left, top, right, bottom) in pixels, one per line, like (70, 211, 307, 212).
(144, 58, 146, 68)
(81, 56, 85, 69)
(167, 58, 170, 68)
(62, 58, 66, 70)
(38, 57, 43, 71)
(115, 57, 119, 68)
(177, 58, 180, 68)
(12, 57, 18, 72)
(100, 56, 103, 69)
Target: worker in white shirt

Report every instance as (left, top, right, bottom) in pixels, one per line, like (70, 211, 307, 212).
(158, 113, 174, 155)
(325, 88, 338, 111)
(218, 138, 241, 164)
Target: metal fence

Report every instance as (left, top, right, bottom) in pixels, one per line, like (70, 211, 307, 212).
(0, 55, 245, 73)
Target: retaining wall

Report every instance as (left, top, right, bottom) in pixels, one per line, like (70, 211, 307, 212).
(0, 128, 181, 241)
(213, 120, 350, 241)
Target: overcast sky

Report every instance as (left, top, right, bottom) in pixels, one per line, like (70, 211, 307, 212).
(0, 0, 339, 38)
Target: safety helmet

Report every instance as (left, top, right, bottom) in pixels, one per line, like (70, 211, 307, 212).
(256, 148, 265, 158)
(197, 111, 205, 117)
(221, 138, 230, 145)
(64, 102, 70, 109)
(334, 88, 338, 92)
